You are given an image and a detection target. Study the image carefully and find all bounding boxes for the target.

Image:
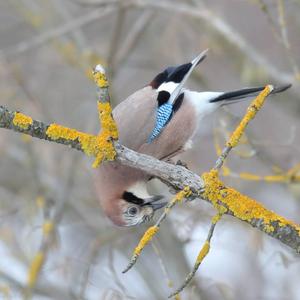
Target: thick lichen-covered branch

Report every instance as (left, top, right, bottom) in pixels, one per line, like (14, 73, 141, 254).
(0, 105, 203, 191)
(1, 105, 300, 253)
(204, 85, 300, 253)
(201, 170, 300, 252)
(91, 65, 118, 167)
(1, 103, 117, 169)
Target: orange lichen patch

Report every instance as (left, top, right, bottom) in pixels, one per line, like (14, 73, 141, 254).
(92, 102, 119, 168)
(12, 112, 33, 130)
(226, 85, 273, 148)
(42, 221, 54, 236)
(93, 68, 108, 88)
(46, 124, 98, 155)
(46, 104, 118, 168)
(174, 186, 192, 203)
(27, 251, 44, 288)
(202, 170, 300, 234)
(239, 172, 261, 181)
(212, 211, 225, 224)
(97, 102, 118, 140)
(195, 241, 210, 264)
(133, 226, 159, 256)
(164, 186, 192, 215)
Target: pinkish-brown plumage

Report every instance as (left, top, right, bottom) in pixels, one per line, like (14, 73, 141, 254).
(94, 53, 291, 227)
(95, 86, 196, 226)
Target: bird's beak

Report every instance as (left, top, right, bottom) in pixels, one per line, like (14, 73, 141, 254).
(169, 49, 209, 105)
(142, 195, 167, 211)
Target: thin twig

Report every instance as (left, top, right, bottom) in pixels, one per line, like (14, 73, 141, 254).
(107, 3, 128, 77)
(214, 85, 273, 171)
(122, 187, 192, 273)
(151, 241, 173, 293)
(169, 212, 223, 298)
(133, 1, 298, 85)
(0, 7, 116, 58)
(114, 9, 155, 68)
(24, 155, 80, 299)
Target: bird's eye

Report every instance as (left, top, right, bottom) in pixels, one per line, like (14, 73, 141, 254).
(127, 206, 138, 216)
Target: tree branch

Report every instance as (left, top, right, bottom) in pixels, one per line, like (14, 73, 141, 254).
(1, 104, 300, 253)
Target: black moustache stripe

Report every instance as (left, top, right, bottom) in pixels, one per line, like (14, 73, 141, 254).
(122, 191, 144, 205)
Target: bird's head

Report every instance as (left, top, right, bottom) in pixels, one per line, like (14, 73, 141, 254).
(103, 183, 166, 227)
(104, 192, 166, 227)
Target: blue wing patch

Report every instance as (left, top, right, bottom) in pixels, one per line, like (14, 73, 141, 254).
(148, 103, 173, 143)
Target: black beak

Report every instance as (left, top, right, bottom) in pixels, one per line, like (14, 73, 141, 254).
(142, 195, 167, 211)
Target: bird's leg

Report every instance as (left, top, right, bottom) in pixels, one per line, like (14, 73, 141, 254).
(175, 159, 189, 169)
(165, 157, 189, 170)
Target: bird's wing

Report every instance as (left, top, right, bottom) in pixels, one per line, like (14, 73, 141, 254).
(113, 86, 196, 161)
(112, 86, 157, 151)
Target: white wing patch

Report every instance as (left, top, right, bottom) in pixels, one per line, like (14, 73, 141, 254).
(157, 81, 178, 95)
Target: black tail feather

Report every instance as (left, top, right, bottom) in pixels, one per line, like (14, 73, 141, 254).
(210, 83, 292, 103)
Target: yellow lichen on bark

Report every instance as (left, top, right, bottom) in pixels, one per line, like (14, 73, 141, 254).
(164, 186, 192, 214)
(97, 102, 118, 139)
(12, 112, 33, 130)
(195, 241, 210, 264)
(27, 252, 45, 288)
(92, 102, 119, 168)
(226, 85, 273, 148)
(93, 69, 108, 88)
(202, 170, 300, 233)
(46, 103, 118, 168)
(174, 186, 192, 203)
(212, 211, 224, 224)
(133, 226, 159, 256)
(46, 124, 98, 156)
